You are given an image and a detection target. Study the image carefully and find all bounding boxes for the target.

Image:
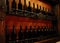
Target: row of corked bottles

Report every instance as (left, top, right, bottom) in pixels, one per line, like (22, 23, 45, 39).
(5, 25, 57, 43)
(6, 0, 53, 16)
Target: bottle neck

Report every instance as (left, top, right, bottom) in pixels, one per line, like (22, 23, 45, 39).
(28, 2, 31, 7)
(37, 5, 38, 10)
(6, 0, 9, 4)
(33, 3, 35, 8)
(40, 6, 41, 10)
(19, 0, 21, 4)
(33, 3, 35, 12)
(24, 0, 26, 6)
(24, 0, 26, 10)
(13, 0, 15, 2)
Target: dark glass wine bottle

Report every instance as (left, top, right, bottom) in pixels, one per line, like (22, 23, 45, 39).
(45, 8, 47, 15)
(41, 26, 44, 36)
(45, 26, 48, 36)
(33, 3, 35, 12)
(36, 4, 39, 13)
(18, 25, 23, 40)
(48, 26, 53, 38)
(11, 25, 16, 43)
(6, 0, 9, 13)
(47, 26, 49, 37)
(34, 26, 37, 38)
(5, 25, 9, 43)
(24, 26, 29, 39)
(41, 7, 45, 15)
(12, 0, 16, 11)
(37, 26, 40, 37)
(33, 26, 38, 42)
(27, 1, 32, 12)
(39, 6, 43, 14)
(39, 6, 41, 12)
(18, 0, 22, 11)
(29, 26, 32, 38)
(43, 26, 47, 36)
(24, 0, 26, 10)
(48, 9, 50, 16)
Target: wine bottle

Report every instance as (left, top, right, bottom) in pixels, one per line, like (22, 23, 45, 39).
(33, 26, 38, 42)
(33, 26, 37, 38)
(46, 26, 48, 36)
(47, 26, 50, 36)
(24, 0, 27, 10)
(37, 26, 40, 37)
(18, 25, 23, 40)
(5, 25, 9, 43)
(39, 6, 43, 14)
(11, 25, 16, 43)
(12, 0, 16, 11)
(24, 26, 30, 43)
(27, 1, 32, 12)
(41, 26, 44, 36)
(43, 7, 46, 15)
(24, 26, 29, 39)
(45, 8, 47, 13)
(41, 7, 44, 14)
(47, 27, 51, 38)
(41, 7, 44, 15)
(36, 4, 39, 13)
(40, 6, 41, 11)
(48, 9, 50, 16)
(6, 0, 9, 13)
(29, 26, 32, 38)
(42, 26, 44, 36)
(33, 3, 35, 12)
(44, 26, 47, 36)
(18, 0, 22, 11)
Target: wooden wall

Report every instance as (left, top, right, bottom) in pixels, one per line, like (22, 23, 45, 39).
(53, 4, 60, 35)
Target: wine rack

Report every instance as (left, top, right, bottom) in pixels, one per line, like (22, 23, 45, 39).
(5, 0, 58, 43)
(5, 24, 58, 43)
(5, 0, 54, 20)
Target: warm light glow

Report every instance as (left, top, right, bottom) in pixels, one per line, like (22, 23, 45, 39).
(28, 0, 30, 1)
(21, 0, 52, 9)
(9, 0, 52, 11)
